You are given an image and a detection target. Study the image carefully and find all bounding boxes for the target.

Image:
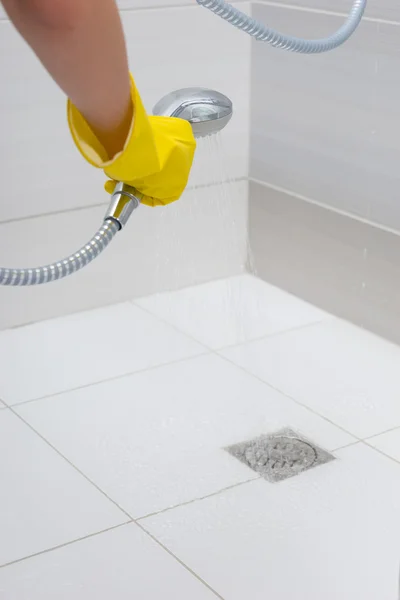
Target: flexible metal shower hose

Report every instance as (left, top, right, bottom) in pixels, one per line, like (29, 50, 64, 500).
(197, 0, 367, 53)
(0, 220, 119, 286)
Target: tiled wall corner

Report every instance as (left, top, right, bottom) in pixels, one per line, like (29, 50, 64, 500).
(249, 1, 400, 344)
(248, 179, 400, 345)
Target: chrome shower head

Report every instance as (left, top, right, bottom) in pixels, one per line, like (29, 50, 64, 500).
(152, 87, 233, 138)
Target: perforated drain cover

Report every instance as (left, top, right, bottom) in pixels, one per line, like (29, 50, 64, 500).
(225, 428, 335, 483)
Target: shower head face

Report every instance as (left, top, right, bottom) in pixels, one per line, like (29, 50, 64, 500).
(152, 88, 233, 138)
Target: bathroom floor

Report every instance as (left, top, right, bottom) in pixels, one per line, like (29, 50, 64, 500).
(1, 274, 400, 599)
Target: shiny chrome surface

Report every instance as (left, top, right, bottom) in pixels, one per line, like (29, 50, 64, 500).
(0, 220, 119, 286)
(153, 87, 233, 138)
(106, 182, 142, 230)
(196, 0, 366, 54)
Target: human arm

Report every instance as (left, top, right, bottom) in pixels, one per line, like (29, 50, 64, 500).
(2, 0, 132, 158)
(2, 0, 196, 206)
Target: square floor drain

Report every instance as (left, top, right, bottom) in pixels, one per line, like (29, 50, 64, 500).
(225, 428, 335, 483)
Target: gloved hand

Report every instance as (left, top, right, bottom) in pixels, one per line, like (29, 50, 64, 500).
(67, 75, 196, 207)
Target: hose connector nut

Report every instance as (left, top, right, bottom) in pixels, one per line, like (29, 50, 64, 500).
(104, 182, 142, 229)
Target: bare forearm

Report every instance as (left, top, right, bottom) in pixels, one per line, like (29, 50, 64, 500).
(2, 0, 133, 158)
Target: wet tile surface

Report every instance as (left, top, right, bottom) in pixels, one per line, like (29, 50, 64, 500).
(136, 275, 328, 349)
(2, 276, 398, 599)
(143, 444, 400, 600)
(16, 355, 351, 518)
(0, 411, 126, 566)
(0, 523, 218, 600)
(222, 319, 400, 439)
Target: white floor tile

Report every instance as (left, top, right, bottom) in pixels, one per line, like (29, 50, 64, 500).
(136, 275, 328, 349)
(0, 523, 217, 600)
(143, 444, 400, 600)
(222, 319, 400, 438)
(368, 428, 400, 463)
(0, 303, 203, 405)
(0, 400, 5, 408)
(0, 411, 126, 566)
(16, 354, 353, 519)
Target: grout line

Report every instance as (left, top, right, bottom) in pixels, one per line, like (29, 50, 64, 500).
(128, 281, 364, 448)
(249, 177, 400, 239)
(137, 476, 260, 521)
(127, 292, 361, 451)
(118, 2, 197, 12)
(130, 300, 216, 352)
(331, 440, 361, 453)
(0, 177, 245, 227)
(9, 409, 134, 520)
(131, 276, 334, 354)
(7, 278, 392, 452)
(129, 301, 210, 351)
(5, 392, 246, 599)
(362, 440, 400, 467)
(0, 521, 131, 570)
(213, 316, 333, 352)
(118, 0, 244, 14)
(217, 351, 361, 446)
(4, 284, 400, 589)
(135, 522, 227, 600)
(0, 201, 108, 227)
(2, 404, 231, 599)
(132, 271, 251, 308)
(6, 350, 210, 409)
(5, 278, 398, 588)
(363, 424, 400, 442)
(0, 510, 226, 600)
(255, 1, 400, 27)
(2, 0, 395, 25)
(6, 381, 246, 599)
(0, 512, 226, 600)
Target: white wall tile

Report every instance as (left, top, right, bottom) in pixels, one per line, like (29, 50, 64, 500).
(257, 0, 400, 23)
(0, 181, 248, 330)
(250, 3, 400, 230)
(117, 1, 191, 8)
(116, 5, 250, 189)
(248, 180, 400, 347)
(0, 4, 250, 222)
(117, 0, 243, 8)
(0, 19, 105, 223)
(0, 1, 245, 22)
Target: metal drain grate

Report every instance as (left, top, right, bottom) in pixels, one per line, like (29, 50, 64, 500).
(225, 428, 335, 482)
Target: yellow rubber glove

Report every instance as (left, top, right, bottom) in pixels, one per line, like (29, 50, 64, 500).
(67, 75, 196, 207)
